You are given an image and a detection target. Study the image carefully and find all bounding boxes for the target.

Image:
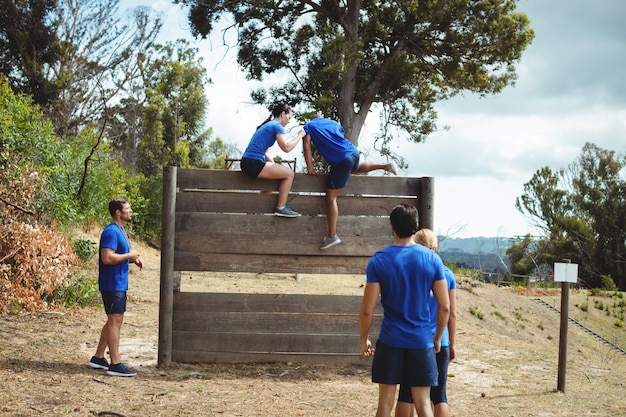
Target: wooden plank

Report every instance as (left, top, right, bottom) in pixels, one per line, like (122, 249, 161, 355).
(174, 213, 391, 256)
(175, 190, 417, 217)
(172, 330, 364, 353)
(173, 293, 378, 313)
(173, 252, 372, 274)
(176, 168, 423, 197)
(170, 350, 371, 365)
(172, 311, 382, 333)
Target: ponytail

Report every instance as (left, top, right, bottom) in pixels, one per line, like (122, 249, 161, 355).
(256, 102, 292, 130)
(256, 114, 272, 130)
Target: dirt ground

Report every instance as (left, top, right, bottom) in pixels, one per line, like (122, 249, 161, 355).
(1, 240, 625, 417)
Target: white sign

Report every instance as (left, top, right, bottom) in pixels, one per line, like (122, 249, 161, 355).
(554, 262, 578, 283)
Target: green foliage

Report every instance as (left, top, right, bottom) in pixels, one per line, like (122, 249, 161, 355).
(72, 239, 97, 262)
(614, 319, 624, 328)
(469, 306, 484, 320)
(0, 0, 60, 105)
(123, 173, 163, 244)
(45, 274, 100, 308)
(600, 275, 618, 291)
(516, 143, 626, 291)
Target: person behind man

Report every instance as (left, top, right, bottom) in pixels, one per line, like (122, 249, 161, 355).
(241, 102, 302, 217)
(301, 116, 397, 249)
(360, 204, 450, 417)
(395, 228, 458, 417)
(88, 198, 143, 377)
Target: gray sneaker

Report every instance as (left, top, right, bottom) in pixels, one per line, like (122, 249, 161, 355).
(275, 206, 300, 217)
(320, 235, 341, 250)
(386, 162, 398, 175)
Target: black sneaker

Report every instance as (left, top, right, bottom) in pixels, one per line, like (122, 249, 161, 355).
(88, 356, 109, 370)
(106, 362, 137, 377)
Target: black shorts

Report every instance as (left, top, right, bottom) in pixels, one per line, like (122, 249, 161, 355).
(327, 152, 360, 189)
(241, 157, 266, 179)
(101, 291, 127, 315)
(372, 339, 438, 387)
(398, 346, 450, 404)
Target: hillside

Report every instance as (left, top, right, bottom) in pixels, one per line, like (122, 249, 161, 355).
(1, 240, 625, 416)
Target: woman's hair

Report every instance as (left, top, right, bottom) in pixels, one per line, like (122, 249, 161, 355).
(257, 102, 292, 129)
(414, 228, 438, 251)
(389, 204, 419, 238)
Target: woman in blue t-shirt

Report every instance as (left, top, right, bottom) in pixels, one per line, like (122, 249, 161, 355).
(241, 102, 302, 217)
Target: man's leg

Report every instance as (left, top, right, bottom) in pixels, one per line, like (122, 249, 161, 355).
(325, 188, 342, 238)
(356, 161, 396, 174)
(376, 384, 398, 417)
(411, 386, 434, 417)
(99, 313, 124, 364)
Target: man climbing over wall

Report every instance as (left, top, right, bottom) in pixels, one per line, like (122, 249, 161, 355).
(301, 116, 397, 249)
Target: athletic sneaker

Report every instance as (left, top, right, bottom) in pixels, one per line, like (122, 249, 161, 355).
(88, 356, 109, 370)
(386, 162, 398, 175)
(320, 235, 341, 250)
(274, 206, 300, 217)
(107, 363, 137, 377)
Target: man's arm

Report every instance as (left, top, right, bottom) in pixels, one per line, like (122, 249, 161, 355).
(359, 282, 379, 357)
(302, 134, 317, 175)
(101, 247, 141, 270)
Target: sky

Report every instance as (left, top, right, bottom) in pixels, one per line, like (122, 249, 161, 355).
(124, 0, 626, 238)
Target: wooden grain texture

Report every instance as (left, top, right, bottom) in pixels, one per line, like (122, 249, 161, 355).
(159, 167, 427, 365)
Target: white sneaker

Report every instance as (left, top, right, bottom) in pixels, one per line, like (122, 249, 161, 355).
(386, 162, 398, 175)
(320, 235, 341, 250)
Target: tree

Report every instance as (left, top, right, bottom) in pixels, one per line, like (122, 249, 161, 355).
(176, 0, 534, 158)
(46, 0, 162, 138)
(516, 143, 626, 290)
(0, 0, 60, 106)
(136, 39, 211, 175)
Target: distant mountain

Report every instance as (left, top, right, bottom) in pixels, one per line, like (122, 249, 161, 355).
(438, 236, 512, 272)
(438, 236, 513, 253)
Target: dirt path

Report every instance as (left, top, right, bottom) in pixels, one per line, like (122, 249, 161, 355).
(1, 242, 625, 416)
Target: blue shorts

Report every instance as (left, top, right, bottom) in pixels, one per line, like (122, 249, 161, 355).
(327, 152, 360, 189)
(398, 346, 449, 404)
(101, 291, 127, 315)
(371, 339, 438, 387)
(241, 157, 266, 179)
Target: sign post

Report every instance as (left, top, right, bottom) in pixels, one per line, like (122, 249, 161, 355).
(554, 260, 578, 393)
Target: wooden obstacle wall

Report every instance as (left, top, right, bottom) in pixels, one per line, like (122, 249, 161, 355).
(158, 166, 434, 365)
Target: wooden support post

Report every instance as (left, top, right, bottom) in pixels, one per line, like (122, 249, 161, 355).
(158, 166, 177, 367)
(556, 259, 572, 392)
(419, 176, 434, 230)
(557, 281, 570, 392)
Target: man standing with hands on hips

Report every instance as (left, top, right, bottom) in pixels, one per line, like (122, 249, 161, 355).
(88, 198, 143, 377)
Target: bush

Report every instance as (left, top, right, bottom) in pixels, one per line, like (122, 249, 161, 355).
(45, 274, 100, 308)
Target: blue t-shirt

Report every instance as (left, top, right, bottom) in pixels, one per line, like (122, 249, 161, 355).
(242, 120, 286, 161)
(366, 244, 445, 349)
(429, 265, 457, 347)
(303, 118, 358, 166)
(98, 223, 131, 292)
